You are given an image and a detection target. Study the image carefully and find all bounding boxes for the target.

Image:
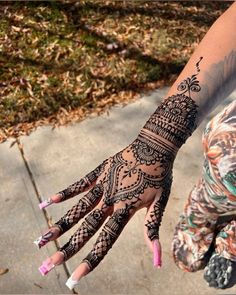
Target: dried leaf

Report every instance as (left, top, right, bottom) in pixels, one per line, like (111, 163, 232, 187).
(0, 268, 9, 275)
(11, 26, 21, 32)
(33, 282, 43, 289)
(0, 1, 228, 143)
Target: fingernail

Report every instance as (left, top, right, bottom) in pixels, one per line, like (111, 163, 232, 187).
(66, 262, 90, 289)
(39, 198, 53, 210)
(34, 231, 53, 249)
(153, 239, 162, 268)
(39, 258, 55, 276)
(66, 275, 80, 290)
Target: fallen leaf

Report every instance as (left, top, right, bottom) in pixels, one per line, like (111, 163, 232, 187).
(34, 282, 43, 289)
(11, 26, 21, 32)
(0, 268, 9, 275)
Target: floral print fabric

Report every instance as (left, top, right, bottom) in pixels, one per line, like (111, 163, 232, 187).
(172, 100, 236, 271)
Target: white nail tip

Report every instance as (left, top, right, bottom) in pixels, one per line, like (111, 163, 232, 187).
(65, 276, 79, 290)
(33, 238, 41, 248)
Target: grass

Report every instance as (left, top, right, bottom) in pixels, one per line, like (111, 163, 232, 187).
(0, 0, 231, 142)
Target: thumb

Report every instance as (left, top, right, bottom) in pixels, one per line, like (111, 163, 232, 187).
(143, 201, 162, 268)
(144, 176, 172, 267)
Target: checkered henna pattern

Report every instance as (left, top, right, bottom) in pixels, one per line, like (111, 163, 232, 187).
(82, 206, 130, 270)
(59, 208, 107, 260)
(55, 184, 104, 233)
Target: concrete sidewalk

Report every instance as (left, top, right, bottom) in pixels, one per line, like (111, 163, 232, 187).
(0, 88, 235, 295)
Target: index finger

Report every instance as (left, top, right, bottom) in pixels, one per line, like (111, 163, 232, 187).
(39, 161, 106, 209)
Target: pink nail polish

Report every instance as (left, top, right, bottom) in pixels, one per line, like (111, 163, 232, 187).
(39, 198, 53, 210)
(39, 259, 55, 276)
(153, 239, 162, 268)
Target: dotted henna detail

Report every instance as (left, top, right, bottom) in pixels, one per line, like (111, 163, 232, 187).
(82, 206, 130, 270)
(103, 143, 171, 206)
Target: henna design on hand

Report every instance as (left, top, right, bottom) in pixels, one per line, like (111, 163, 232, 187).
(82, 205, 130, 270)
(55, 184, 104, 233)
(102, 144, 173, 206)
(59, 207, 107, 261)
(44, 58, 203, 273)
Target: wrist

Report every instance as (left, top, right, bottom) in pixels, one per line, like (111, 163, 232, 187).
(142, 94, 198, 149)
(137, 129, 178, 161)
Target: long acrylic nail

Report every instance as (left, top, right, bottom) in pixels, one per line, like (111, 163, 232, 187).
(66, 262, 90, 290)
(39, 258, 55, 276)
(153, 239, 162, 268)
(39, 198, 53, 209)
(34, 231, 53, 249)
(66, 275, 80, 290)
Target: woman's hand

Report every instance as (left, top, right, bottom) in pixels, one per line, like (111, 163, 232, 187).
(35, 58, 202, 289)
(35, 131, 176, 289)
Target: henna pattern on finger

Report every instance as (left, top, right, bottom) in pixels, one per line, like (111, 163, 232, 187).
(58, 161, 106, 201)
(55, 184, 104, 233)
(146, 176, 173, 241)
(82, 205, 130, 270)
(59, 208, 107, 261)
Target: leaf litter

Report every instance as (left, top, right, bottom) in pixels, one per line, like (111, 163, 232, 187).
(0, 1, 230, 143)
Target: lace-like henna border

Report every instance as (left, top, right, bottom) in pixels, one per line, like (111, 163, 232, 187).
(142, 57, 203, 148)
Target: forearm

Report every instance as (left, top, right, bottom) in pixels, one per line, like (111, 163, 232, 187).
(140, 2, 236, 152)
(167, 2, 236, 123)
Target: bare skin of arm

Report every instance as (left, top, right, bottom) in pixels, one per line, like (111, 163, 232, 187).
(35, 2, 236, 290)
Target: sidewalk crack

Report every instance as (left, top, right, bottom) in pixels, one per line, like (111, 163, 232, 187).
(16, 138, 74, 291)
